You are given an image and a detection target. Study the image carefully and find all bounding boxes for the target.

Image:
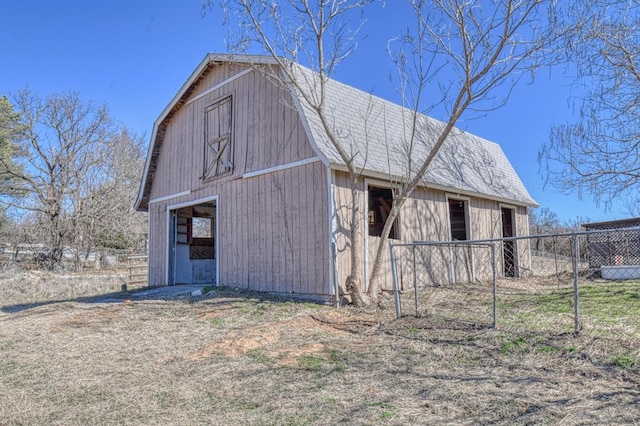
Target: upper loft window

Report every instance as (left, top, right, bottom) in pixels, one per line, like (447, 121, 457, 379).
(448, 198, 469, 240)
(368, 185, 398, 239)
(203, 96, 233, 180)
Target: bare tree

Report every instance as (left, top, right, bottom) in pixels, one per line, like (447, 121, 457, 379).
(539, 0, 640, 212)
(209, 0, 557, 305)
(562, 215, 591, 232)
(366, 0, 558, 300)
(69, 128, 147, 269)
(2, 90, 145, 269)
(210, 0, 375, 305)
(83, 129, 148, 253)
(529, 207, 561, 235)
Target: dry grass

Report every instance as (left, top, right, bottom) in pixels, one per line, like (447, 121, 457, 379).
(1, 273, 639, 425)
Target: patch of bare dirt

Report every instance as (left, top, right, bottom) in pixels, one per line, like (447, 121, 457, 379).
(187, 312, 357, 365)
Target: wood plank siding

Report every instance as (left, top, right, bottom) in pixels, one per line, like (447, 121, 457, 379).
(147, 64, 329, 296)
(331, 171, 532, 292)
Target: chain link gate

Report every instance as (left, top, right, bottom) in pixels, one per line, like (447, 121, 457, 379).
(390, 241, 498, 328)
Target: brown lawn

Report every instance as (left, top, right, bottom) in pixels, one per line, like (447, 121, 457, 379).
(1, 272, 638, 425)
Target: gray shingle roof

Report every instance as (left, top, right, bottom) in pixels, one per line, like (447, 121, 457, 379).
(136, 54, 537, 210)
(289, 64, 537, 207)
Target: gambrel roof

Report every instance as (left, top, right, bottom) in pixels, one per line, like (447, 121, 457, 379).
(136, 53, 537, 210)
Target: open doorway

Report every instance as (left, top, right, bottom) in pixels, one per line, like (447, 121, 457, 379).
(168, 201, 217, 285)
(501, 207, 517, 277)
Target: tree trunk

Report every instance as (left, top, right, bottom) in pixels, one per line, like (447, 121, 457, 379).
(366, 195, 407, 303)
(346, 174, 371, 307)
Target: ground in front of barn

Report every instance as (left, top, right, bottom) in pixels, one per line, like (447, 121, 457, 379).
(0, 272, 638, 425)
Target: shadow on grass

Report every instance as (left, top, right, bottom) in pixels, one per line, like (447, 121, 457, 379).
(0, 284, 210, 314)
(1, 284, 328, 314)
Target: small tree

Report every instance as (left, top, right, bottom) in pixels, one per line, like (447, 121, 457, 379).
(210, 0, 376, 305)
(78, 129, 148, 253)
(365, 0, 558, 301)
(529, 207, 561, 236)
(539, 0, 640, 211)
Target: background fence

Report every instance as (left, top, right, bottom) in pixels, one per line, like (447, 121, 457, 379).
(0, 246, 149, 287)
(390, 228, 640, 340)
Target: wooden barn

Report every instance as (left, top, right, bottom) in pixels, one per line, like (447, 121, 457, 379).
(135, 54, 538, 299)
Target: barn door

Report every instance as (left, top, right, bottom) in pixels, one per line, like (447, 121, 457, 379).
(501, 207, 517, 277)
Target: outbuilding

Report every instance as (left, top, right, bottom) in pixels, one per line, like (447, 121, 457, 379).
(135, 54, 537, 299)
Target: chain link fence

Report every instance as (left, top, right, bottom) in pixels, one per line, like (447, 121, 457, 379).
(390, 227, 640, 339)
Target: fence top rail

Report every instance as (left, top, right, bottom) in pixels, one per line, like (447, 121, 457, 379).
(390, 241, 497, 249)
(398, 226, 640, 247)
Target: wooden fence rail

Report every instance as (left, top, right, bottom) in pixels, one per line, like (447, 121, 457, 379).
(127, 254, 148, 286)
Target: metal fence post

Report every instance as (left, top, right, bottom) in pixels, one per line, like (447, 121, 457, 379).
(492, 242, 497, 328)
(572, 234, 580, 333)
(413, 245, 418, 316)
(390, 243, 402, 319)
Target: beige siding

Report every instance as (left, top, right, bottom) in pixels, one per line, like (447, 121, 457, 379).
(332, 172, 532, 292)
(331, 171, 366, 295)
(189, 63, 247, 99)
(146, 63, 329, 296)
(148, 203, 167, 286)
(148, 161, 329, 295)
(400, 186, 450, 241)
(149, 64, 315, 202)
(471, 198, 502, 240)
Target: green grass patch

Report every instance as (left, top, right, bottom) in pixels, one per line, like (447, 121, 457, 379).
(498, 282, 640, 336)
(500, 336, 528, 354)
(298, 354, 326, 370)
(210, 317, 224, 327)
(612, 353, 638, 368)
(537, 344, 559, 354)
(406, 325, 419, 334)
(154, 390, 173, 409)
(247, 349, 273, 365)
(371, 402, 397, 420)
(233, 399, 260, 410)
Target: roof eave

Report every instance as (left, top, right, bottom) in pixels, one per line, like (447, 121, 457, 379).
(328, 163, 539, 208)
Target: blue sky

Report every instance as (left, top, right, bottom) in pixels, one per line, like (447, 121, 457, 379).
(0, 1, 627, 223)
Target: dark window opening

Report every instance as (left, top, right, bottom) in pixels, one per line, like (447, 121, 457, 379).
(449, 198, 468, 240)
(368, 186, 398, 239)
(501, 208, 514, 238)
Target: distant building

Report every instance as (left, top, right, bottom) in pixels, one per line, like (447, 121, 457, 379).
(582, 218, 640, 268)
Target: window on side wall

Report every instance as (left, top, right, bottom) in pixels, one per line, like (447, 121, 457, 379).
(203, 96, 233, 180)
(368, 185, 398, 239)
(448, 198, 469, 240)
